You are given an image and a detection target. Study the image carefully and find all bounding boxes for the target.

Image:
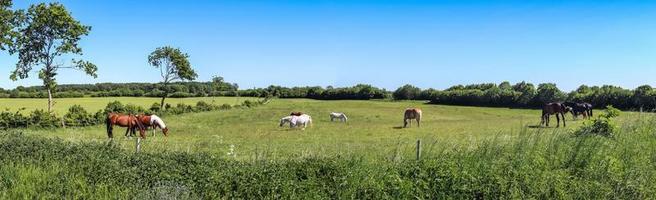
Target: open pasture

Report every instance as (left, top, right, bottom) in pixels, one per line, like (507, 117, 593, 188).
(22, 98, 642, 160)
(0, 97, 258, 115)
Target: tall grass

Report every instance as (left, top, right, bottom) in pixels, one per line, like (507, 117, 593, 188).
(1, 116, 655, 199)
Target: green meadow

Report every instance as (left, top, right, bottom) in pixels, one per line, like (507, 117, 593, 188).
(17, 98, 643, 160)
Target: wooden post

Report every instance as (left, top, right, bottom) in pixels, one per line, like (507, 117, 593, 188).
(416, 139, 421, 160)
(60, 118, 66, 129)
(135, 137, 141, 153)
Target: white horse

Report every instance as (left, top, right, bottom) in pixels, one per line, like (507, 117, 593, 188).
(329, 112, 348, 122)
(279, 114, 312, 130)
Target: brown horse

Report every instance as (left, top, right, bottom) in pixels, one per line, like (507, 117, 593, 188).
(403, 108, 422, 128)
(106, 113, 147, 139)
(541, 103, 570, 127)
(136, 114, 169, 137)
(290, 112, 303, 116)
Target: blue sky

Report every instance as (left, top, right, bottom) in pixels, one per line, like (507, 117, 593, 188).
(1, 0, 655, 91)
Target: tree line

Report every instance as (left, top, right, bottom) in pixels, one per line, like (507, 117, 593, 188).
(3, 81, 656, 111)
(0, 83, 389, 100)
(393, 82, 656, 110)
(0, 80, 238, 98)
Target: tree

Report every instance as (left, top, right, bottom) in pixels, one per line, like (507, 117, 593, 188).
(148, 46, 197, 109)
(393, 84, 421, 100)
(498, 81, 512, 90)
(9, 3, 96, 112)
(511, 81, 536, 106)
(0, 0, 19, 51)
(534, 83, 566, 106)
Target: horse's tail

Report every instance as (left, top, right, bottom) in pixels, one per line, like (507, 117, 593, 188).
(134, 116, 147, 139)
(106, 115, 113, 138)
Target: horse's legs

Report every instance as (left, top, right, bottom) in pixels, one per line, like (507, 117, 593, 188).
(562, 112, 566, 127)
(556, 114, 561, 127)
(403, 118, 408, 128)
(416, 118, 420, 127)
(124, 127, 130, 137)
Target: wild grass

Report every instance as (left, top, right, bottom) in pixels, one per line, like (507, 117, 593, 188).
(1, 114, 655, 198)
(21, 98, 643, 161)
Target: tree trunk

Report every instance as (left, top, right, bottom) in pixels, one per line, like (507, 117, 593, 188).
(160, 95, 167, 110)
(47, 88, 53, 113)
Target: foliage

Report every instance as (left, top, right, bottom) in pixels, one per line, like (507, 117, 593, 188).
(575, 106, 621, 137)
(393, 84, 422, 100)
(9, 2, 96, 112)
(63, 105, 95, 127)
(2, 116, 656, 199)
(148, 46, 197, 109)
(0, 98, 268, 129)
(0, 0, 20, 51)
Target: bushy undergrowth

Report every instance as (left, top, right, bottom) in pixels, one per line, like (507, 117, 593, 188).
(1, 117, 656, 199)
(576, 106, 621, 137)
(0, 98, 270, 129)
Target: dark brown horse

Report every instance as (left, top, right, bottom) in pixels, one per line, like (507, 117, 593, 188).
(541, 103, 570, 127)
(106, 113, 147, 139)
(290, 112, 303, 116)
(564, 102, 589, 120)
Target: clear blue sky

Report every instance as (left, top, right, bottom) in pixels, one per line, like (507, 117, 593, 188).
(1, 0, 655, 91)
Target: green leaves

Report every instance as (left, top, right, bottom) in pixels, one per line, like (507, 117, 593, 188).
(148, 46, 198, 82)
(7, 2, 96, 112)
(72, 59, 98, 78)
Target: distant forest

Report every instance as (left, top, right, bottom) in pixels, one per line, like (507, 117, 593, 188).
(1, 81, 654, 111)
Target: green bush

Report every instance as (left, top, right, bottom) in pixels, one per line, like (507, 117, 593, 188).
(27, 110, 60, 128)
(575, 105, 621, 137)
(195, 101, 213, 111)
(104, 101, 126, 113)
(63, 105, 96, 127)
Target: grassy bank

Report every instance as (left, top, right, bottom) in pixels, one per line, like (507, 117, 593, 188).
(2, 114, 655, 198)
(23, 99, 643, 160)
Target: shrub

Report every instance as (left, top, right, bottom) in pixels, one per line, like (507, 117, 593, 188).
(124, 104, 147, 115)
(219, 104, 232, 110)
(104, 101, 126, 113)
(27, 110, 60, 128)
(64, 105, 96, 127)
(575, 105, 621, 137)
(149, 102, 161, 112)
(195, 101, 214, 111)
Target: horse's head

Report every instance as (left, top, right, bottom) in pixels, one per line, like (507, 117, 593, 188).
(279, 118, 287, 127)
(162, 127, 169, 136)
(280, 116, 293, 127)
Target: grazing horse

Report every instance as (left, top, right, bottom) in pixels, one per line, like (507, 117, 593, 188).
(136, 114, 169, 137)
(290, 112, 303, 116)
(564, 102, 589, 119)
(280, 114, 313, 130)
(106, 113, 147, 139)
(403, 108, 422, 128)
(582, 102, 593, 117)
(329, 112, 348, 122)
(541, 103, 570, 127)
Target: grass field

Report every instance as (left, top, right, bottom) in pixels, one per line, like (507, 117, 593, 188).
(0, 97, 258, 115)
(3, 97, 656, 198)
(19, 98, 645, 161)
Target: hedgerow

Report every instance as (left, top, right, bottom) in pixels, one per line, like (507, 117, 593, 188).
(0, 98, 270, 129)
(1, 117, 655, 199)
